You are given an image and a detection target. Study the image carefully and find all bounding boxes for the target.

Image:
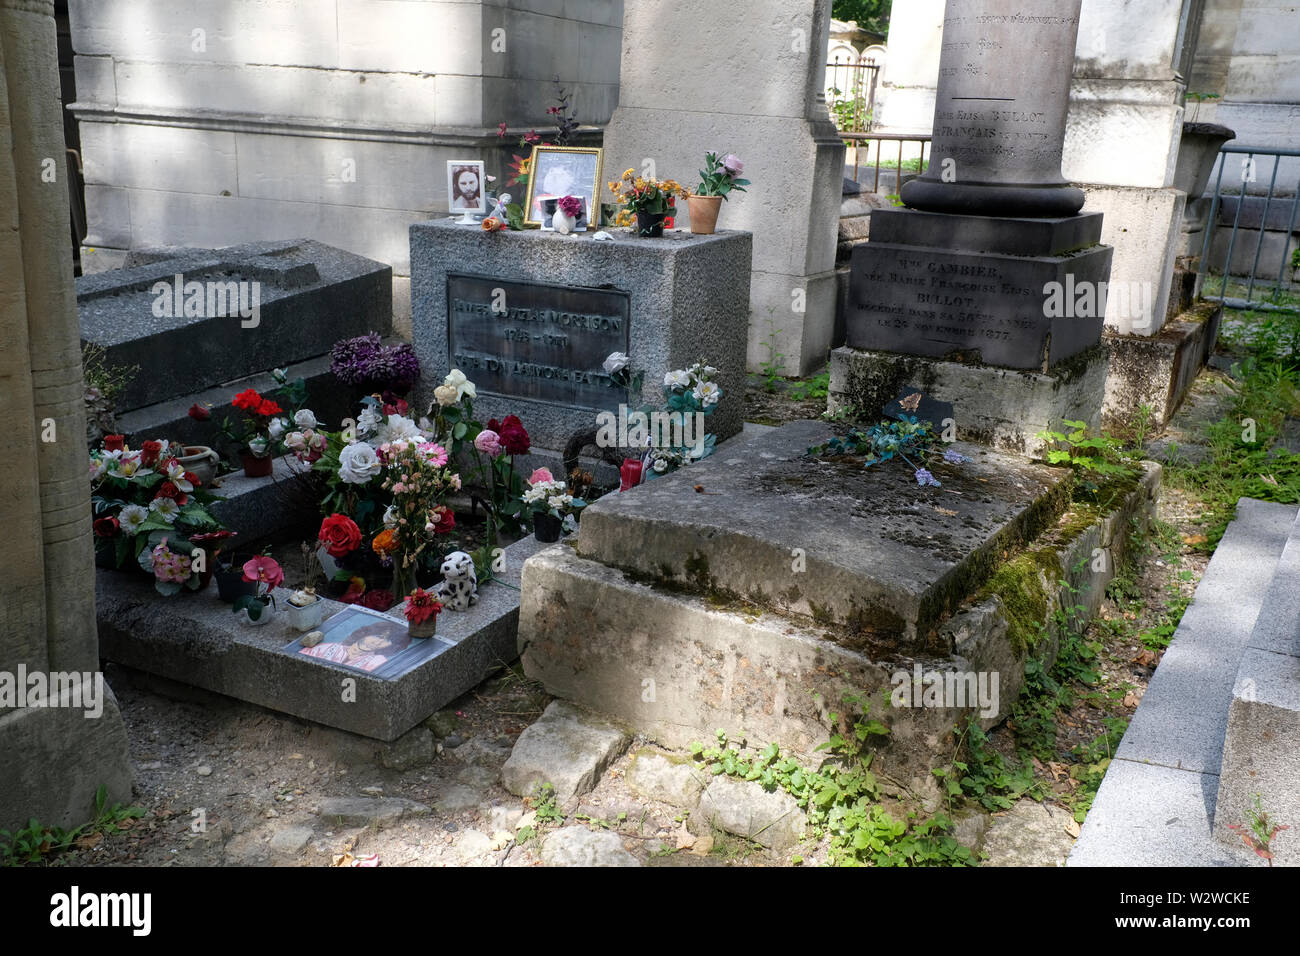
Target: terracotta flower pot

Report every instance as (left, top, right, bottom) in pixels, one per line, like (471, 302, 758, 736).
(687, 195, 723, 235)
(241, 451, 273, 477)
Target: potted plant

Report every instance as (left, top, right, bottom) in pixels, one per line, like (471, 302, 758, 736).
(224, 388, 284, 477)
(522, 468, 585, 542)
(189, 529, 235, 591)
(232, 555, 283, 625)
(285, 587, 326, 632)
(404, 587, 444, 638)
(215, 553, 258, 603)
(608, 168, 688, 237)
(689, 152, 749, 234)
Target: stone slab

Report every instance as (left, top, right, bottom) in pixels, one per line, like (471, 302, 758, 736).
(866, 208, 1104, 257)
(501, 700, 630, 807)
(77, 239, 392, 412)
(1114, 498, 1295, 775)
(692, 776, 806, 851)
(829, 345, 1109, 457)
(573, 420, 1071, 649)
(541, 826, 640, 867)
(410, 220, 751, 450)
(96, 535, 547, 741)
(846, 237, 1113, 370)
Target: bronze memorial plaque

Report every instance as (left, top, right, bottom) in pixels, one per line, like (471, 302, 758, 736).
(446, 273, 630, 410)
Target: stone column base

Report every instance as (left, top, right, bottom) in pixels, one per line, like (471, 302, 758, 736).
(0, 685, 133, 833)
(828, 345, 1109, 457)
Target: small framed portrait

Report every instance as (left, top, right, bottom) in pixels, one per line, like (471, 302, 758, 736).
(284, 604, 452, 681)
(524, 146, 603, 229)
(447, 160, 487, 215)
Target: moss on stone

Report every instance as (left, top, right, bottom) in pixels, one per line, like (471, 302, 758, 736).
(977, 551, 1056, 656)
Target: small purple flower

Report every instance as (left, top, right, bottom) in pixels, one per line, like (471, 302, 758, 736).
(943, 448, 971, 465)
(721, 154, 744, 176)
(914, 468, 941, 487)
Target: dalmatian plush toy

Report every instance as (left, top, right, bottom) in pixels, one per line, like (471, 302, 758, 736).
(435, 550, 479, 611)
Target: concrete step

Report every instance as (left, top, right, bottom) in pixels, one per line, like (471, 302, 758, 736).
(1214, 507, 1300, 864)
(1070, 497, 1297, 866)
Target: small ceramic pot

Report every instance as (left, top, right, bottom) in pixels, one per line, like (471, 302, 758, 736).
(177, 445, 220, 486)
(408, 617, 438, 639)
(236, 598, 275, 626)
(215, 558, 258, 603)
(241, 451, 273, 477)
(635, 210, 667, 238)
(285, 597, 326, 632)
(533, 512, 563, 543)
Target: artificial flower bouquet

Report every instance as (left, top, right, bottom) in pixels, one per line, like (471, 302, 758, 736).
(694, 152, 750, 200)
(330, 333, 421, 395)
(607, 168, 688, 233)
(522, 467, 586, 535)
(90, 436, 230, 595)
(232, 555, 283, 623)
(404, 587, 444, 638)
(646, 362, 722, 478)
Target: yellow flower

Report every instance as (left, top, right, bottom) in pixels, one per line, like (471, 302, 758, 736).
(622, 168, 635, 180)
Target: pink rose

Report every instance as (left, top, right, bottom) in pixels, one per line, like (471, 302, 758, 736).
(528, 467, 554, 486)
(474, 429, 502, 458)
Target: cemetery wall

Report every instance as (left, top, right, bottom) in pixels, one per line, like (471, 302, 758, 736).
(66, 0, 625, 335)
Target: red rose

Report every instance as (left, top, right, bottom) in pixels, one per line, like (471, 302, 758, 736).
(497, 414, 530, 455)
(487, 418, 501, 433)
(155, 481, 183, 501)
(231, 389, 262, 411)
(140, 440, 163, 467)
(257, 398, 283, 417)
(360, 589, 395, 612)
(184, 470, 201, 487)
(93, 516, 120, 537)
(189, 403, 211, 421)
(103, 435, 125, 452)
(318, 513, 362, 558)
(431, 505, 455, 535)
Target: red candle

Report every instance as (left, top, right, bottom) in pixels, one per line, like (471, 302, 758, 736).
(619, 458, 643, 492)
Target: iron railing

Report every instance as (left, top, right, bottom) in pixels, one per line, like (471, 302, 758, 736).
(826, 56, 881, 134)
(1197, 144, 1300, 311)
(841, 133, 931, 195)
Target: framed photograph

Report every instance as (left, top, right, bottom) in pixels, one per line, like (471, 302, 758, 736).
(283, 604, 453, 681)
(524, 146, 603, 229)
(447, 160, 487, 215)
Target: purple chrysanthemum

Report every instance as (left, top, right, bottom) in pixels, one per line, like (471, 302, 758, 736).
(331, 333, 383, 385)
(330, 335, 420, 390)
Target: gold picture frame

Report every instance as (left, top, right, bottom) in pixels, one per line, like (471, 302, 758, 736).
(523, 145, 604, 229)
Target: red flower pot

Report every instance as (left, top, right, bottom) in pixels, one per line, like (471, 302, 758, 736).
(241, 452, 273, 477)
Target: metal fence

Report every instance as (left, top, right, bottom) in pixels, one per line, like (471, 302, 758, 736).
(826, 56, 881, 134)
(841, 133, 931, 195)
(1197, 144, 1300, 311)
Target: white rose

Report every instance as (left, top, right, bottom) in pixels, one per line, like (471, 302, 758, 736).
(376, 414, 425, 445)
(664, 369, 691, 389)
(444, 368, 477, 401)
(283, 431, 306, 452)
(294, 409, 318, 430)
(434, 384, 458, 407)
(338, 442, 381, 484)
(267, 418, 288, 440)
(602, 352, 629, 375)
(356, 406, 383, 437)
(693, 381, 721, 407)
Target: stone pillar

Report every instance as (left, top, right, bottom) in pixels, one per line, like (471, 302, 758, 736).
(901, 1, 1087, 217)
(833, 0, 1113, 454)
(600, 0, 844, 376)
(0, 0, 131, 833)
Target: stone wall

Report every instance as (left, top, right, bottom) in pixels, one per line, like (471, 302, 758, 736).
(67, 0, 625, 333)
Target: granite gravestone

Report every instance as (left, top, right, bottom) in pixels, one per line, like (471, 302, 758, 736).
(410, 221, 751, 451)
(844, 0, 1112, 375)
